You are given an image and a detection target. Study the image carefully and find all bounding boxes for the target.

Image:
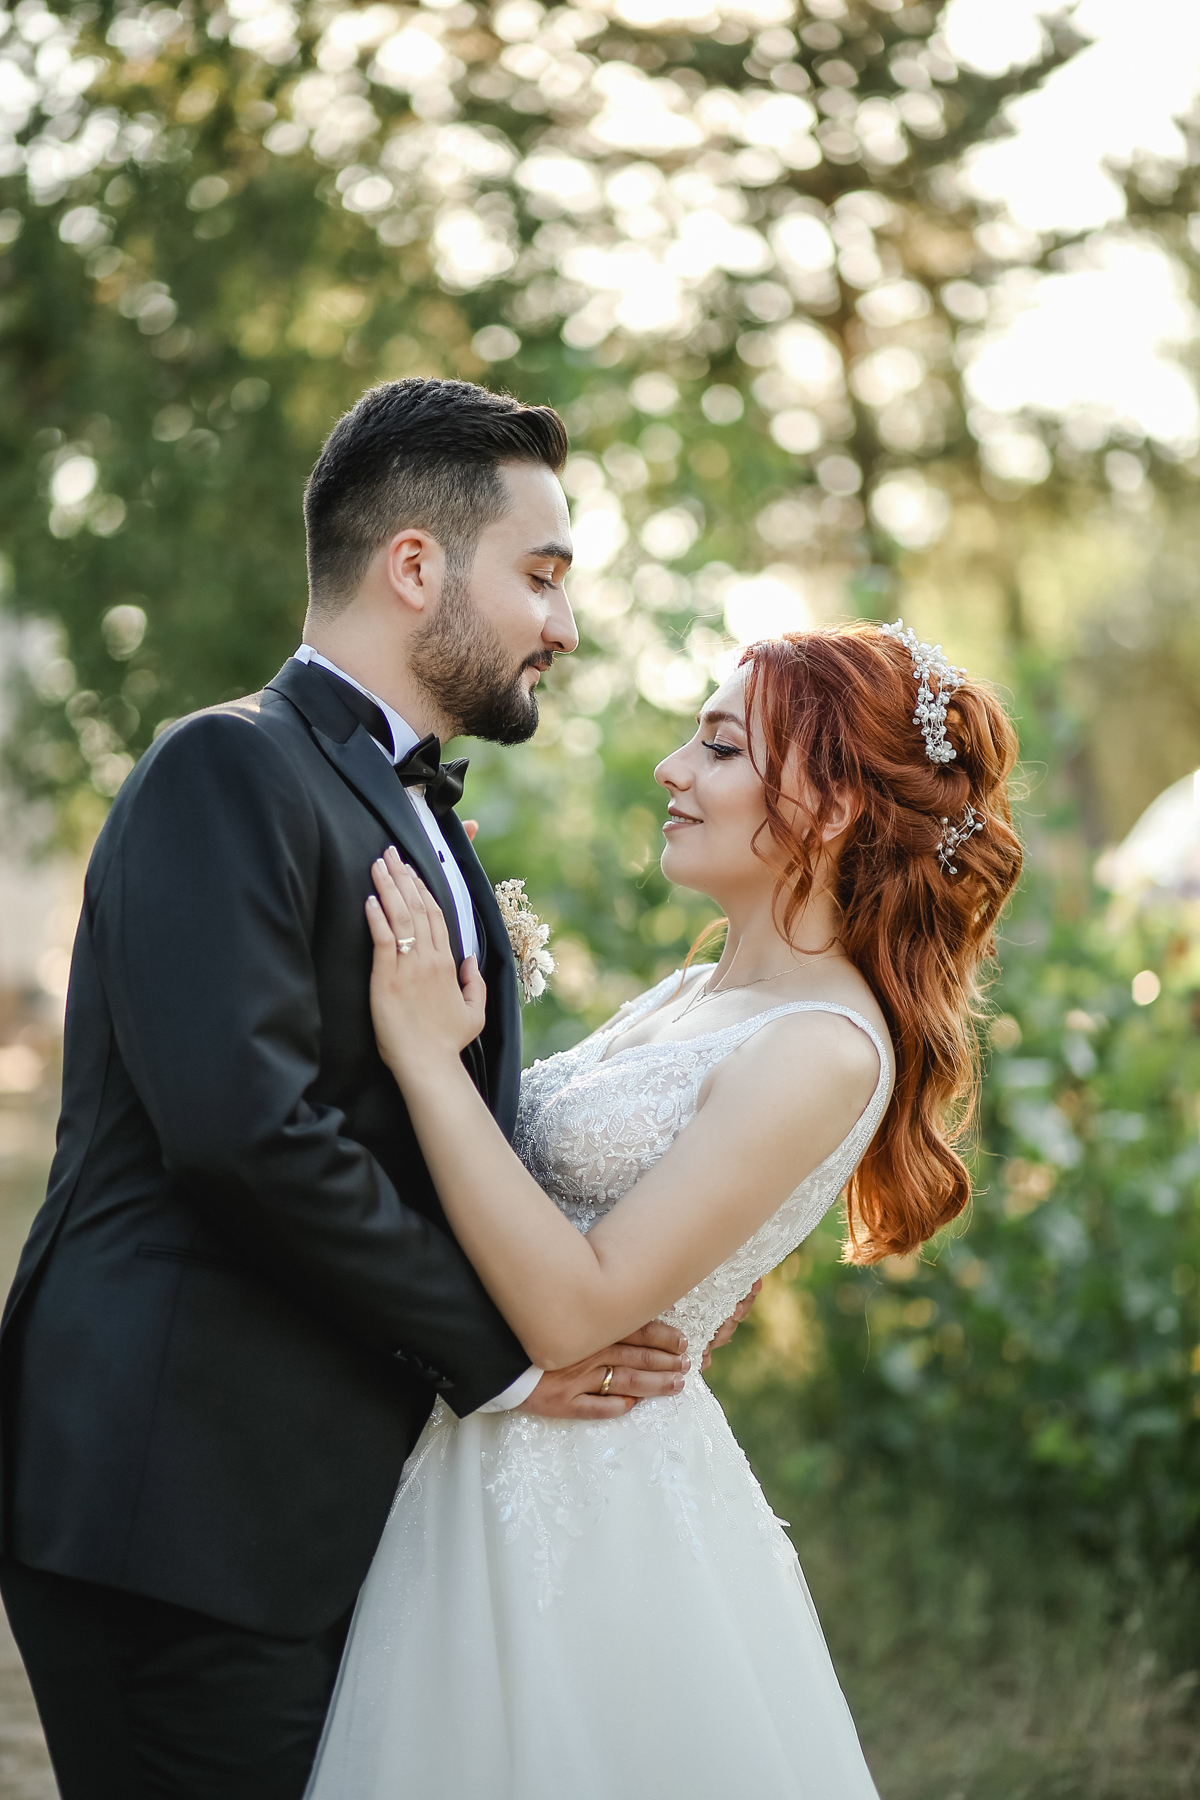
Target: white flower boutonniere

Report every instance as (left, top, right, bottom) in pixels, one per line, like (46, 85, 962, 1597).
(494, 879, 556, 1003)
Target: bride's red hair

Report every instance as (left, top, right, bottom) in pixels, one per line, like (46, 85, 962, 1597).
(733, 622, 1022, 1262)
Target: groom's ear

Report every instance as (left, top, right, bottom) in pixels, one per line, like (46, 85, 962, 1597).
(383, 527, 446, 617)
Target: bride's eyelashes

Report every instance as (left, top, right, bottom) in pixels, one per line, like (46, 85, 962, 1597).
(702, 739, 743, 760)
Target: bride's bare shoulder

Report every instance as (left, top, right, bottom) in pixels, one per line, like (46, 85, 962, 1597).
(715, 997, 891, 1129)
(762, 1006, 885, 1089)
(694, 1005, 888, 1182)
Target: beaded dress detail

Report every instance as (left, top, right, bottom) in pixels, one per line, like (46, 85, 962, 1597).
(307, 970, 892, 1800)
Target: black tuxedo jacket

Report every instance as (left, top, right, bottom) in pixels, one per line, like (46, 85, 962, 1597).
(0, 658, 529, 1637)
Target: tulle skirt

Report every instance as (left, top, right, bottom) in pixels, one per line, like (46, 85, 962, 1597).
(305, 1377, 879, 1799)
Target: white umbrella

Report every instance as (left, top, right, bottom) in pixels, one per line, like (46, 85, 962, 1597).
(1095, 769, 1200, 899)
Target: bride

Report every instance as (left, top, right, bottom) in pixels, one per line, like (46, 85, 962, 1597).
(306, 620, 1022, 1799)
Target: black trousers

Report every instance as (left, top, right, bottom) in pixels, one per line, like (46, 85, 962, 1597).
(0, 1559, 353, 1800)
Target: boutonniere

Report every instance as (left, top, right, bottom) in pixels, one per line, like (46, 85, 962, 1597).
(494, 879, 556, 1003)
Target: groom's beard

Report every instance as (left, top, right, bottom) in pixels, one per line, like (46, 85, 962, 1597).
(410, 571, 548, 746)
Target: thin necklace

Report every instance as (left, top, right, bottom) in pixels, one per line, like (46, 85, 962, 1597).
(678, 946, 845, 1020)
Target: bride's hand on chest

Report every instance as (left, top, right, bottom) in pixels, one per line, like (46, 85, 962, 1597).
(366, 848, 487, 1077)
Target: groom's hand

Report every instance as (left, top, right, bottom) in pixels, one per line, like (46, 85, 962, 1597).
(701, 1280, 761, 1370)
(519, 1323, 689, 1420)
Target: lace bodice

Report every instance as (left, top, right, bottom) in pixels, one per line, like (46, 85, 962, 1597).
(515, 970, 894, 1349)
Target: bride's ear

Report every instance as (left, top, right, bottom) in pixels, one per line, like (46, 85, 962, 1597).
(819, 785, 859, 846)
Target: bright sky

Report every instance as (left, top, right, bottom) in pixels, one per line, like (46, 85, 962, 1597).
(946, 0, 1200, 452)
(948, 0, 1200, 233)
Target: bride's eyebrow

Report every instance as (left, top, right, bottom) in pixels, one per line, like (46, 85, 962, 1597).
(697, 709, 746, 731)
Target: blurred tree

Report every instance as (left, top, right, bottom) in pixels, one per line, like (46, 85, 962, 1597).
(1, 0, 1085, 827)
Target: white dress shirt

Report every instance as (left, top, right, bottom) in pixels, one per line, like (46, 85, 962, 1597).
(292, 647, 542, 1415)
(292, 645, 478, 960)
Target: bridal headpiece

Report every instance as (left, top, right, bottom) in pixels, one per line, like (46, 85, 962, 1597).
(878, 619, 963, 765)
(878, 618, 984, 877)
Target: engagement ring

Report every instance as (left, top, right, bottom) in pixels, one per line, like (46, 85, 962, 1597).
(396, 937, 416, 954)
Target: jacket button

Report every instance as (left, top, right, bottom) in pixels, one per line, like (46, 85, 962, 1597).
(434, 1377, 454, 1392)
(392, 1350, 409, 1364)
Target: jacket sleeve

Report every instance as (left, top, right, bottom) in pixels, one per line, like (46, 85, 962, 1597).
(90, 709, 530, 1415)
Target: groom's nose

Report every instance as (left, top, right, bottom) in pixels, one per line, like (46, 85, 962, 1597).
(543, 586, 578, 655)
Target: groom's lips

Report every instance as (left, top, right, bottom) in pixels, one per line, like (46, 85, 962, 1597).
(663, 806, 701, 832)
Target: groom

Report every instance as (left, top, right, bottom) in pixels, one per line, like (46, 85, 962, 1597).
(0, 379, 697, 1798)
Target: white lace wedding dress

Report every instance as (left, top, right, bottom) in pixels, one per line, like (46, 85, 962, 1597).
(306, 970, 892, 1799)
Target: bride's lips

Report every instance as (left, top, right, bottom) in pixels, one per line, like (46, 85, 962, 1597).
(663, 806, 702, 834)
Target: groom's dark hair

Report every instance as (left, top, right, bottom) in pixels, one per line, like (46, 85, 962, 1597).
(303, 377, 569, 616)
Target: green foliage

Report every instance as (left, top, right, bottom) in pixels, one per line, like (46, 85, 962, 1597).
(795, 1481, 1200, 1798)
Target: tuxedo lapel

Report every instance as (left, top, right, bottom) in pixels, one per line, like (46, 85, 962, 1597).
(437, 814, 499, 954)
(267, 660, 521, 1128)
(437, 814, 512, 969)
(319, 738, 467, 964)
(266, 662, 465, 964)
(436, 810, 522, 1132)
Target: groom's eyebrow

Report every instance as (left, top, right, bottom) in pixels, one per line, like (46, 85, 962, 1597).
(527, 540, 573, 567)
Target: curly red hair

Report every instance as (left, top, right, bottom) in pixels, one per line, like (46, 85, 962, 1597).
(731, 622, 1022, 1262)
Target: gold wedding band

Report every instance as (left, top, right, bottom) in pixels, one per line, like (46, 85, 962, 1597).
(396, 937, 416, 954)
(599, 1366, 614, 1396)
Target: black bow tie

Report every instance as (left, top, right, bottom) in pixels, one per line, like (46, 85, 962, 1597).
(395, 736, 469, 819)
(312, 665, 468, 818)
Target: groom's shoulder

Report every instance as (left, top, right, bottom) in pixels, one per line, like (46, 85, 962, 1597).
(111, 683, 311, 828)
(153, 681, 300, 752)
(138, 686, 292, 768)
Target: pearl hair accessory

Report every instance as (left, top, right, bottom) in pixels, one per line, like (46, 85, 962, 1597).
(936, 802, 984, 876)
(879, 618, 985, 878)
(878, 619, 964, 766)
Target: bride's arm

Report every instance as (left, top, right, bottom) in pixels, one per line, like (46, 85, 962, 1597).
(367, 853, 878, 1371)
